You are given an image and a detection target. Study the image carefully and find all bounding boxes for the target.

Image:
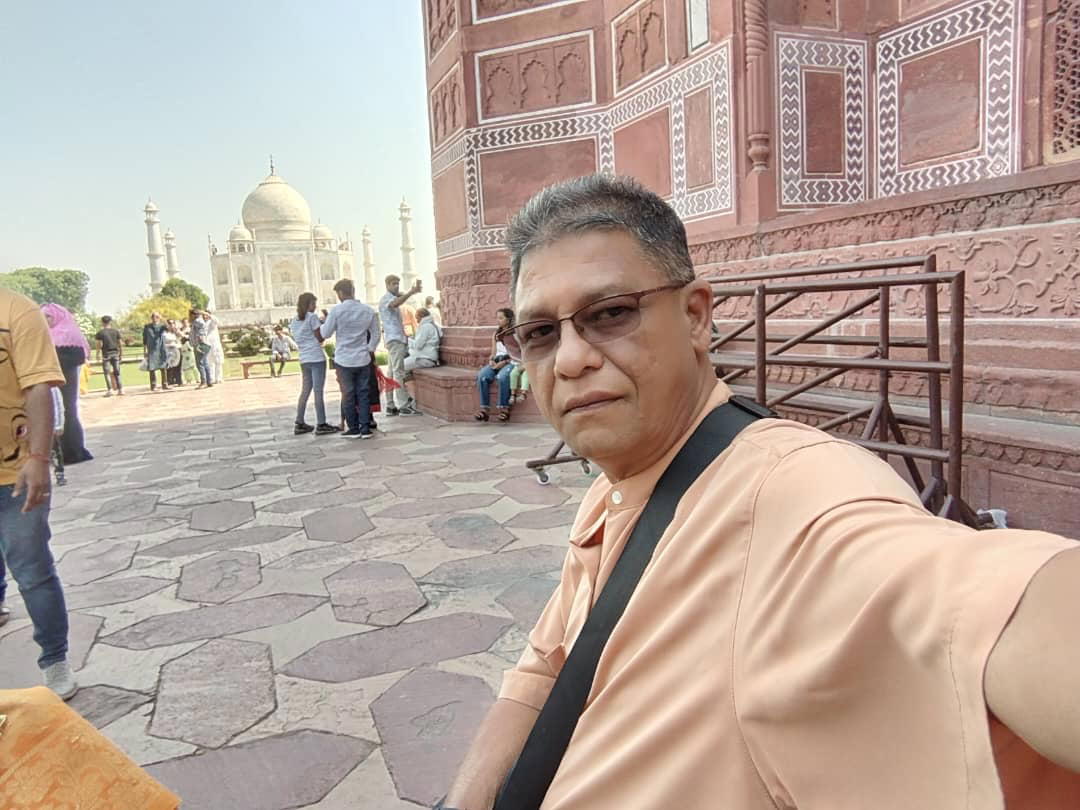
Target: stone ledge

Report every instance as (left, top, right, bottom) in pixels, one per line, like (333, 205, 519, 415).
(410, 365, 545, 423)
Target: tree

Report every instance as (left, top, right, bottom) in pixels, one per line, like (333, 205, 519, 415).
(160, 278, 209, 311)
(0, 267, 90, 311)
(119, 294, 192, 331)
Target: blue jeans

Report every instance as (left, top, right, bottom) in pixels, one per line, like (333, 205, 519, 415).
(0, 486, 68, 668)
(196, 350, 212, 385)
(478, 364, 513, 408)
(297, 361, 328, 425)
(335, 362, 372, 431)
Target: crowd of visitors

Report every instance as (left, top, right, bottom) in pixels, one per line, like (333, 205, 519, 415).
(140, 310, 224, 391)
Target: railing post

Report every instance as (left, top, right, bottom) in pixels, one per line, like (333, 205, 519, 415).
(924, 255, 944, 511)
(878, 284, 890, 457)
(949, 272, 966, 505)
(755, 285, 767, 405)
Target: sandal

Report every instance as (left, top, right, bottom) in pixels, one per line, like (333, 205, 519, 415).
(496, 407, 511, 422)
(474, 409, 489, 422)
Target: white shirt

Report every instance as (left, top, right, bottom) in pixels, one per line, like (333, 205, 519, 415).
(379, 291, 407, 344)
(409, 316, 442, 364)
(290, 311, 325, 364)
(320, 298, 380, 367)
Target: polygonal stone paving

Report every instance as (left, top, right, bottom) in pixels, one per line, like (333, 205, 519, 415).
(63, 576, 173, 610)
(262, 487, 383, 514)
(92, 493, 159, 523)
(62, 384, 584, 805)
(58, 540, 138, 586)
(325, 561, 426, 626)
(189, 499, 255, 532)
(282, 612, 513, 682)
(68, 685, 152, 729)
(102, 594, 325, 649)
(421, 545, 567, 589)
(288, 470, 344, 494)
(497, 576, 560, 630)
(139, 525, 296, 558)
(371, 668, 495, 806)
(385, 472, 449, 499)
(496, 475, 572, 506)
(373, 492, 501, 519)
(427, 513, 515, 551)
(146, 730, 376, 810)
(302, 505, 374, 543)
(178, 550, 261, 603)
(199, 467, 255, 490)
(151, 639, 275, 748)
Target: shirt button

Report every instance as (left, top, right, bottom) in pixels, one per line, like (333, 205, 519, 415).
(611, 491, 623, 506)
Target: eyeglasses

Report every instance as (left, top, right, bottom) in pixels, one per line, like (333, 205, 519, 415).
(497, 283, 688, 363)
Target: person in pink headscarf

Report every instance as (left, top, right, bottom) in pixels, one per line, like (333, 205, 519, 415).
(40, 303, 92, 464)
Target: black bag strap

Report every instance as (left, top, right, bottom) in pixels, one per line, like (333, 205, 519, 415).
(494, 397, 769, 810)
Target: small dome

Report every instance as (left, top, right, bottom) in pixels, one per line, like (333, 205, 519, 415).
(164, 228, 176, 240)
(144, 199, 159, 213)
(229, 223, 254, 242)
(241, 173, 312, 241)
(312, 223, 334, 240)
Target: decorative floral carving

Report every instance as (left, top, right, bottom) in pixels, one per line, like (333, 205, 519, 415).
(476, 0, 570, 20)
(431, 66, 465, 149)
(478, 35, 593, 121)
(426, 0, 457, 59)
(614, 0, 666, 92)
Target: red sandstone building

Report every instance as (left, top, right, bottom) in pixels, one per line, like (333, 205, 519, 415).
(417, 0, 1080, 536)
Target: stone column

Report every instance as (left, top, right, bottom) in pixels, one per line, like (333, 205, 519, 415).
(144, 200, 166, 294)
(361, 226, 377, 305)
(399, 199, 417, 289)
(164, 229, 181, 280)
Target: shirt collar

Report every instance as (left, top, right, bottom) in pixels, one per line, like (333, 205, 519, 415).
(569, 380, 733, 547)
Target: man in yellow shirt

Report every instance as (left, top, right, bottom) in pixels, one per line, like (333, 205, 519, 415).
(0, 288, 77, 699)
(439, 176, 1080, 810)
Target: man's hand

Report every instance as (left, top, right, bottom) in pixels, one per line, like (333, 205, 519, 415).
(13, 457, 50, 513)
(412, 280, 423, 294)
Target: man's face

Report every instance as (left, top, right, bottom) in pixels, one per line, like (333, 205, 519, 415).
(515, 230, 711, 475)
(388, 279, 400, 295)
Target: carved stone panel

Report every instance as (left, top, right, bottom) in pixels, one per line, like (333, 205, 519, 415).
(426, 0, 458, 60)
(614, 0, 667, 93)
(684, 86, 714, 189)
(431, 64, 465, 149)
(434, 162, 468, 240)
(475, 0, 582, 22)
(802, 69, 844, 174)
(477, 33, 593, 123)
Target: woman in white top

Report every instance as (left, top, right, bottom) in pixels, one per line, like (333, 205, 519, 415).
(290, 292, 339, 435)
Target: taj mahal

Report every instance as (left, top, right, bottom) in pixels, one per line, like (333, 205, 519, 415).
(145, 165, 419, 326)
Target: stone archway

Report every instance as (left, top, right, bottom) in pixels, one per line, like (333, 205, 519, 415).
(271, 260, 305, 307)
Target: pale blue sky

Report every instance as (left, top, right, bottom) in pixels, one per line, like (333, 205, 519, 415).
(0, 0, 436, 314)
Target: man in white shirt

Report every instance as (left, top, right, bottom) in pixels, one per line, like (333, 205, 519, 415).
(269, 326, 298, 377)
(379, 274, 422, 416)
(317, 279, 380, 439)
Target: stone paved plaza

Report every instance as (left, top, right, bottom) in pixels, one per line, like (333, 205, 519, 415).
(0, 376, 591, 809)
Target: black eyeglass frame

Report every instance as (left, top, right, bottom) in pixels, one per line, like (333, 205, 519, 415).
(496, 282, 689, 362)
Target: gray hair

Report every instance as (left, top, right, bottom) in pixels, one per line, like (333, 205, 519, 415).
(506, 174, 695, 297)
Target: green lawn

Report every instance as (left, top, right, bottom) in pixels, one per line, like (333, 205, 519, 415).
(85, 356, 306, 391)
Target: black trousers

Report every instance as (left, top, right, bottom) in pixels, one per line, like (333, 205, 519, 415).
(335, 362, 372, 431)
(56, 347, 92, 464)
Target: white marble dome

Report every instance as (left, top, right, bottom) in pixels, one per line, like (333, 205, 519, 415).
(241, 173, 313, 241)
(312, 223, 334, 240)
(228, 222, 254, 242)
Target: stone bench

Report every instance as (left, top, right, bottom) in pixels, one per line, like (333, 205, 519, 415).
(240, 357, 297, 379)
(409, 365, 544, 423)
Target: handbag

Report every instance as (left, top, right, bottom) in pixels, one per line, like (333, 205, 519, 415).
(493, 396, 771, 810)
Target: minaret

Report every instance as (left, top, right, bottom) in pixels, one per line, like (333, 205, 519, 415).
(399, 198, 417, 289)
(144, 199, 166, 293)
(362, 225, 377, 305)
(163, 228, 181, 280)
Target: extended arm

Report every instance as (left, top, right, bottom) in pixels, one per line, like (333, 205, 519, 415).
(14, 383, 55, 512)
(366, 315, 382, 357)
(444, 698, 538, 810)
(388, 280, 422, 309)
(985, 546, 1080, 773)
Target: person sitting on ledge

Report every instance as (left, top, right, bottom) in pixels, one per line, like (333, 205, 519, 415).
(474, 308, 515, 423)
(405, 306, 441, 375)
(436, 174, 1080, 810)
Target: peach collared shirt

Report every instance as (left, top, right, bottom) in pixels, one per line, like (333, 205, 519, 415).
(500, 381, 1080, 809)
